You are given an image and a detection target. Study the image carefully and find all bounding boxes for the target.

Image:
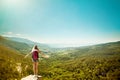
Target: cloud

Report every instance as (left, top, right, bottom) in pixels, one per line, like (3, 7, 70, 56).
(2, 32, 22, 37)
(7, 32, 13, 35)
(16, 34, 21, 36)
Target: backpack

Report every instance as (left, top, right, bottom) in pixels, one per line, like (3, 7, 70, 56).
(32, 51, 39, 60)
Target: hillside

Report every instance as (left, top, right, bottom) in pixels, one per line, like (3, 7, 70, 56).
(41, 41, 120, 80)
(65, 41, 120, 58)
(6, 36, 54, 53)
(0, 36, 31, 54)
(0, 43, 33, 80)
(0, 35, 120, 80)
(0, 36, 53, 54)
(6, 37, 34, 45)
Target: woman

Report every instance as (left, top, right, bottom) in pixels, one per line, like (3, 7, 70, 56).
(25, 45, 48, 76)
(31, 45, 40, 76)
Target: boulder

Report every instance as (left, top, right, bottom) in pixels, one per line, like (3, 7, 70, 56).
(21, 75, 42, 80)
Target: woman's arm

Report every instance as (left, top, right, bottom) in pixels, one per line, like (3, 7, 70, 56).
(38, 49, 45, 56)
(39, 50, 49, 58)
(24, 52, 31, 58)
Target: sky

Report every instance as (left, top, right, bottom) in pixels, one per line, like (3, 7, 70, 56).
(0, 0, 120, 47)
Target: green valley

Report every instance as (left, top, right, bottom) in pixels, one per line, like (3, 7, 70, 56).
(0, 36, 120, 80)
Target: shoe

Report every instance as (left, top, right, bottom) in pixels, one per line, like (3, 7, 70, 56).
(38, 75, 42, 77)
(33, 75, 38, 79)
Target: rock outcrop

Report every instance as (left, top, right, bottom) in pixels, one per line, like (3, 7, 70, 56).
(21, 75, 42, 80)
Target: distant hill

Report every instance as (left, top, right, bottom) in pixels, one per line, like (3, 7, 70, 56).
(56, 41, 120, 58)
(76, 41, 120, 56)
(6, 37, 49, 47)
(0, 36, 55, 54)
(6, 37, 35, 45)
(0, 36, 31, 54)
(6, 36, 52, 52)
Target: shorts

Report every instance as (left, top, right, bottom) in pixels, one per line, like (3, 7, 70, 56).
(32, 58, 39, 62)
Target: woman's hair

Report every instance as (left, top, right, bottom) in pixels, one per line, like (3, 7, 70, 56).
(31, 45, 38, 52)
(34, 45, 38, 49)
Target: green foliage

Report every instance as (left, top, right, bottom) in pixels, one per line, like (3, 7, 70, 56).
(0, 36, 31, 54)
(0, 44, 34, 80)
(0, 35, 120, 80)
(42, 41, 120, 80)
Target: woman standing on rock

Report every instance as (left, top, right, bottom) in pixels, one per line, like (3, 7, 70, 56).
(31, 45, 41, 76)
(25, 45, 49, 76)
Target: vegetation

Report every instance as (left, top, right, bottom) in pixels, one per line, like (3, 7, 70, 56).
(0, 36, 32, 80)
(0, 35, 120, 80)
(42, 41, 120, 80)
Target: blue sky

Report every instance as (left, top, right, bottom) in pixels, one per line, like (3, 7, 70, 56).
(0, 0, 120, 47)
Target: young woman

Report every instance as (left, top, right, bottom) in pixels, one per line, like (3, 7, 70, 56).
(31, 45, 40, 76)
(25, 45, 49, 76)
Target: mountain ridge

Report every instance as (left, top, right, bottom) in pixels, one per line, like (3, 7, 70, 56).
(0, 35, 120, 80)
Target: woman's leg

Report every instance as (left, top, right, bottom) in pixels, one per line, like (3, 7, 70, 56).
(33, 62, 36, 75)
(33, 62, 38, 75)
(35, 62, 38, 75)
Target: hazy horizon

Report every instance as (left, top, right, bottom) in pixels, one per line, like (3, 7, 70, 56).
(0, 0, 120, 47)
(2, 35, 119, 48)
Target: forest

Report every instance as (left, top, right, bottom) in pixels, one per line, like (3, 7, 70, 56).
(0, 36, 120, 80)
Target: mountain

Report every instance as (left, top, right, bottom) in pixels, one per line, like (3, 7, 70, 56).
(67, 41, 120, 57)
(0, 35, 56, 54)
(42, 41, 120, 80)
(0, 35, 120, 80)
(6, 37, 34, 45)
(6, 36, 53, 53)
(0, 36, 31, 54)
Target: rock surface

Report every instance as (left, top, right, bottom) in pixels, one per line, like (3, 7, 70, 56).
(21, 75, 42, 80)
